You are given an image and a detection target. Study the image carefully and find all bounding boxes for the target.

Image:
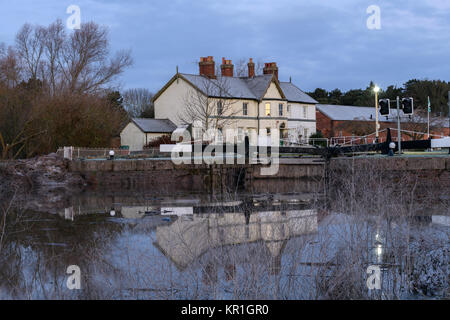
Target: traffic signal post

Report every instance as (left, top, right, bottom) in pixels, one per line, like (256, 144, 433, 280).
(396, 97, 402, 154)
(377, 96, 414, 155)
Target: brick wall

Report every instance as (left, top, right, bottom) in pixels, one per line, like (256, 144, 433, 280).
(316, 110, 334, 137)
(317, 110, 450, 141)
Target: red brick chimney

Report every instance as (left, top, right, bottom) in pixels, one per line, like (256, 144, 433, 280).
(220, 57, 234, 77)
(199, 56, 215, 78)
(263, 62, 278, 80)
(247, 58, 255, 78)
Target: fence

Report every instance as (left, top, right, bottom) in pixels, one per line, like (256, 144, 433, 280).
(280, 138, 329, 148)
(57, 147, 131, 160)
(330, 128, 447, 147)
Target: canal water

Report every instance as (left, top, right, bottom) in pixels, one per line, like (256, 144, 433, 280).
(0, 191, 448, 300)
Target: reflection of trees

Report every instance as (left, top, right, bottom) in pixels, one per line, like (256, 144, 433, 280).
(0, 207, 125, 299)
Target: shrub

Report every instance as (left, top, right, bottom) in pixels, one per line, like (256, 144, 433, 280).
(144, 135, 175, 148)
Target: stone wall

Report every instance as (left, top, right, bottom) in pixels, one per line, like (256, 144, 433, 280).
(68, 156, 450, 195)
(69, 158, 325, 193)
(327, 156, 450, 204)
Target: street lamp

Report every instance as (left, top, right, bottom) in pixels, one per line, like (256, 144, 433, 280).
(374, 85, 380, 143)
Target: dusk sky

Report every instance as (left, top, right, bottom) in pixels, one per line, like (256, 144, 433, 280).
(1, 0, 449, 93)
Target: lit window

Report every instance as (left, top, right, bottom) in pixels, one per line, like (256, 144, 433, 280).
(265, 103, 271, 116)
(279, 103, 283, 116)
(243, 103, 248, 116)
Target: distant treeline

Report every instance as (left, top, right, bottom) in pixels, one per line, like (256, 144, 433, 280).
(307, 80, 450, 116)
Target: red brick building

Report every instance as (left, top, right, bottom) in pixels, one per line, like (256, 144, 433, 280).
(316, 104, 450, 144)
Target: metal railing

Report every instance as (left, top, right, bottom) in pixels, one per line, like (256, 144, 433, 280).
(57, 147, 130, 160)
(280, 138, 329, 148)
(330, 128, 447, 147)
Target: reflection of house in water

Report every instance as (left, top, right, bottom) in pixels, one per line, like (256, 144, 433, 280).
(121, 206, 159, 219)
(154, 209, 318, 270)
(432, 215, 450, 227)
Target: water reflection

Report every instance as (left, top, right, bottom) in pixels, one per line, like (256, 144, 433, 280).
(155, 209, 318, 270)
(0, 192, 448, 300)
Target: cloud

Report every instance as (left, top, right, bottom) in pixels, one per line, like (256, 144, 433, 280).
(0, 0, 448, 92)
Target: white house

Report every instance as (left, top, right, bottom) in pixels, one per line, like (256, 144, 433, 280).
(152, 57, 318, 145)
(120, 118, 177, 151)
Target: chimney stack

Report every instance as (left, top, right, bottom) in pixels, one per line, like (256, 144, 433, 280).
(220, 57, 234, 77)
(199, 56, 215, 78)
(247, 58, 255, 78)
(263, 62, 278, 80)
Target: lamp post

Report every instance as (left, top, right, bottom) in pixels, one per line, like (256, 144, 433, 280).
(374, 85, 380, 143)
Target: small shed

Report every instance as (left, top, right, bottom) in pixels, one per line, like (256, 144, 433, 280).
(120, 118, 177, 151)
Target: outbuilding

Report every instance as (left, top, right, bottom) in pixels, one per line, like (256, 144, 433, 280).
(120, 118, 177, 151)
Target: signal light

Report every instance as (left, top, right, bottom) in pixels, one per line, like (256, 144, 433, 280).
(379, 99, 390, 115)
(402, 98, 414, 115)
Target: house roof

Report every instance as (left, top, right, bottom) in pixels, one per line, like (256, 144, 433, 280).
(153, 72, 316, 104)
(317, 104, 450, 128)
(132, 118, 177, 133)
(317, 104, 411, 122)
(242, 74, 276, 100)
(279, 82, 318, 104)
(182, 73, 260, 99)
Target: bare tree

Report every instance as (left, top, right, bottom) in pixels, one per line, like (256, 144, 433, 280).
(0, 21, 132, 159)
(42, 20, 65, 95)
(59, 22, 132, 94)
(0, 44, 21, 88)
(14, 20, 133, 95)
(234, 58, 264, 77)
(123, 88, 154, 118)
(15, 24, 46, 80)
(178, 76, 239, 142)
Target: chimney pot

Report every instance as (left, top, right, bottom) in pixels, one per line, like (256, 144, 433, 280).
(263, 62, 278, 80)
(248, 58, 255, 78)
(220, 57, 234, 77)
(199, 56, 216, 78)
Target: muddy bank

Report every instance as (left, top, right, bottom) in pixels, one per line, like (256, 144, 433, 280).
(0, 153, 86, 200)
